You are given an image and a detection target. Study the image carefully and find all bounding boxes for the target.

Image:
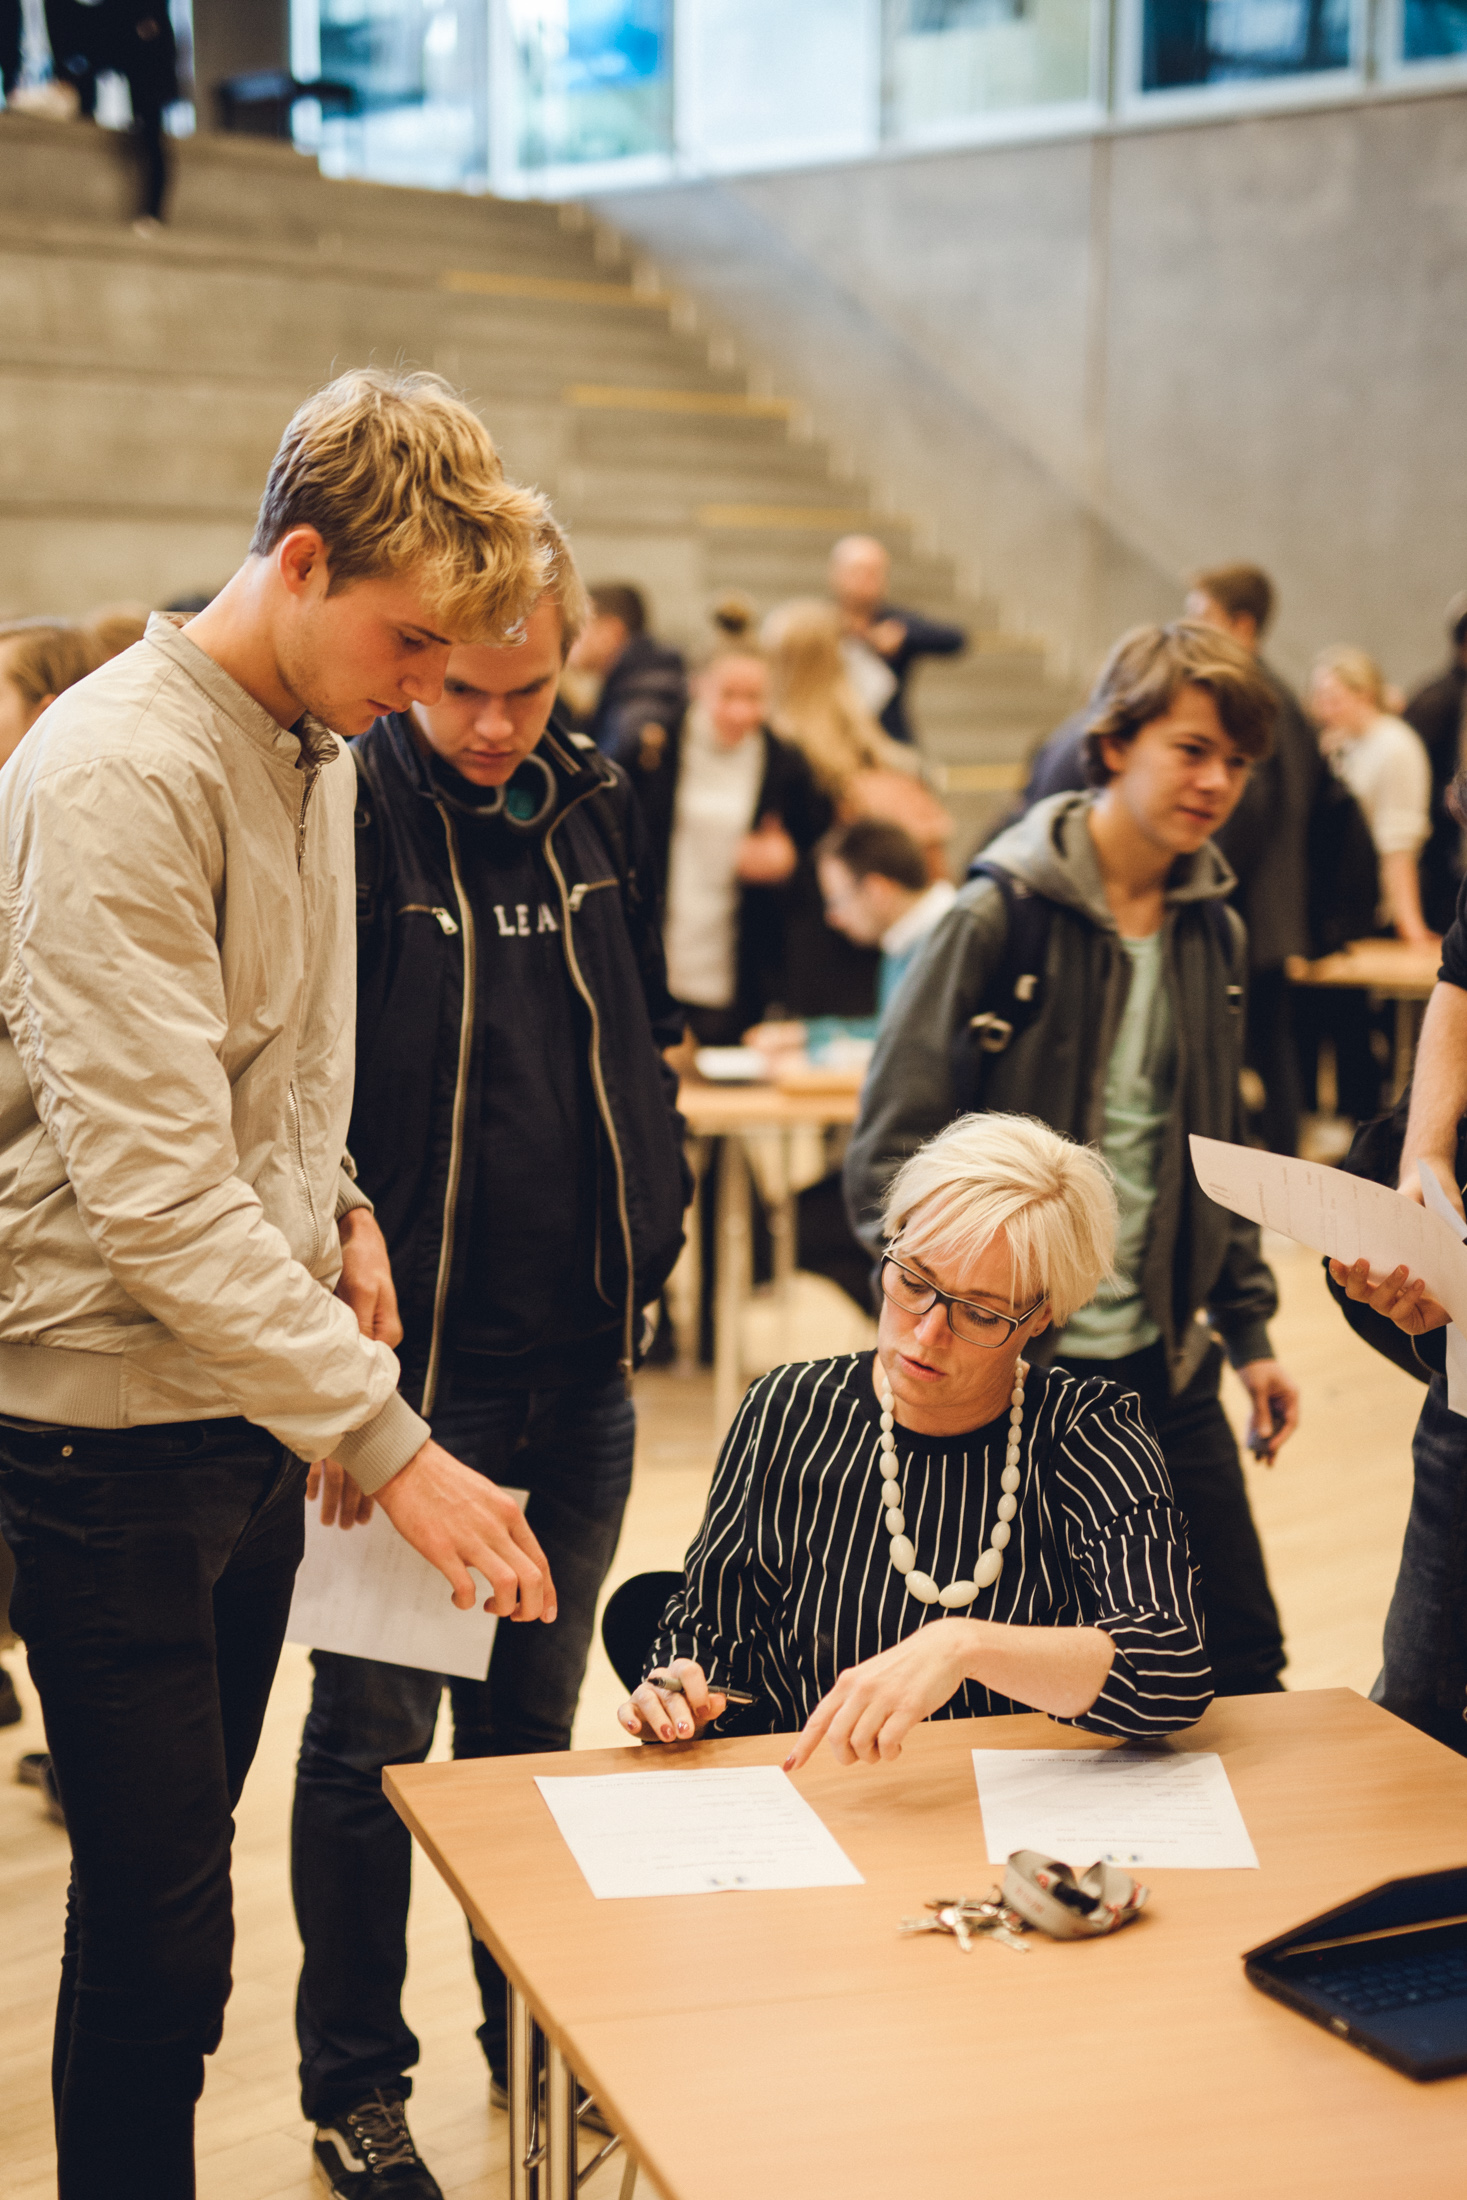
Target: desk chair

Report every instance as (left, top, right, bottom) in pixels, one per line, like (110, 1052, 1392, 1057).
(600, 1571, 683, 1695)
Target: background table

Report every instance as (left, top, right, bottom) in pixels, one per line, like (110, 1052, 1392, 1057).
(1287, 939, 1441, 1103)
(386, 1689, 1467, 2200)
(673, 1074, 863, 1434)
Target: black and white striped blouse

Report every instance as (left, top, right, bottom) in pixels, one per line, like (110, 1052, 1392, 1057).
(647, 1351, 1212, 1741)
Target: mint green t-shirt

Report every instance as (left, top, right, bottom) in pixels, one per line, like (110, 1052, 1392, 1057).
(1060, 931, 1175, 1360)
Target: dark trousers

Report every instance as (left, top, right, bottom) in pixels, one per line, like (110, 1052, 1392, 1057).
(1245, 965, 1303, 1157)
(1055, 1340, 1286, 1695)
(291, 1360, 635, 2123)
(0, 1416, 305, 2200)
(1373, 1373, 1467, 1753)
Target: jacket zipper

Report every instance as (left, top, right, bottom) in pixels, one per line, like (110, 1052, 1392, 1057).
(544, 788, 638, 1385)
(293, 757, 323, 1236)
(398, 903, 460, 935)
(297, 762, 321, 870)
(420, 805, 477, 1418)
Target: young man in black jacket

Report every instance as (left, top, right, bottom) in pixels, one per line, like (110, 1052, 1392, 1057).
(292, 521, 689, 2199)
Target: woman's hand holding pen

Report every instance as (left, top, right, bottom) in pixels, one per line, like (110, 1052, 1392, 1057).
(618, 1659, 742, 1744)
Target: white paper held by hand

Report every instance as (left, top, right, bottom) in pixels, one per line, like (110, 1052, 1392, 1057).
(285, 1485, 527, 1680)
(534, 1766, 866, 1898)
(972, 1749, 1259, 1869)
(1189, 1135, 1467, 1332)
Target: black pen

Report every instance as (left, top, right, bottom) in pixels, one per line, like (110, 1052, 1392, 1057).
(653, 1675, 756, 1707)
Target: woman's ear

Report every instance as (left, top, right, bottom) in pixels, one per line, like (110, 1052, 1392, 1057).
(1027, 1302, 1053, 1340)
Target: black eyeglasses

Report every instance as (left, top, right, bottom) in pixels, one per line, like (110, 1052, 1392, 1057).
(879, 1253, 1046, 1349)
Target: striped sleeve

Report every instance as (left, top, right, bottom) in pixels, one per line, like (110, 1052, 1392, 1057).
(1051, 1386, 1214, 1739)
(642, 1368, 781, 1713)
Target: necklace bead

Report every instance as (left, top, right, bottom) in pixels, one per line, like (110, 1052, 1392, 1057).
(876, 1361, 1026, 1609)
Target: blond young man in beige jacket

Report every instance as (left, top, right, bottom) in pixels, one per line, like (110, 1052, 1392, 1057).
(0, 369, 558, 2200)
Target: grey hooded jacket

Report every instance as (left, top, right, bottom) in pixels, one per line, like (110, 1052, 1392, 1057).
(844, 792, 1277, 1390)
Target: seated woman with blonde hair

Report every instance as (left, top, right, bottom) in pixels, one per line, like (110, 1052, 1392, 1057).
(621, 1113, 1211, 1765)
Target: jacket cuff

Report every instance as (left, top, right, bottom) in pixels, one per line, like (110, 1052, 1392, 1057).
(335, 1171, 374, 1223)
(334, 1390, 430, 1494)
(1223, 1321, 1274, 1370)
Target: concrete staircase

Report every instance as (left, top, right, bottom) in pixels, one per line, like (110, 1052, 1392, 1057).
(0, 114, 1079, 847)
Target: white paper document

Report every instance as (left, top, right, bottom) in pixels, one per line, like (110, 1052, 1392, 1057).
(285, 1486, 527, 1680)
(534, 1766, 866, 1899)
(1190, 1135, 1467, 1416)
(972, 1749, 1259, 1870)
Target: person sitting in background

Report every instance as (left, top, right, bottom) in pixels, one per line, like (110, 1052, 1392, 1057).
(566, 581, 687, 772)
(636, 605, 830, 1043)
(818, 817, 957, 1013)
(846, 621, 1299, 1701)
(1404, 591, 1467, 936)
(0, 617, 99, 769)
(1309, 646, 1433, 944)
(620, 1113, 1212, 1759)
(828, 534, 966, 748)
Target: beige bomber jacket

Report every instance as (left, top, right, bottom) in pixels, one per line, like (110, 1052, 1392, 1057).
(0, 615, 428, 1492)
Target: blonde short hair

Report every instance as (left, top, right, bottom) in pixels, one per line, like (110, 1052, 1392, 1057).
(535, 512, 591, 659)
(1311, 644, 1386, 709)
(250, 368, 547, 644)
(880, 1114, 1118, 1327)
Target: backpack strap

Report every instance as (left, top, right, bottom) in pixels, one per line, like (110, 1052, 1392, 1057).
(951, 860, 1056, 1110)
(1204, 897, 1247, 1016)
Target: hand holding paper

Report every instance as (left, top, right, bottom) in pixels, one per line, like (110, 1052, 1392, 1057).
(1190, 1136, 1467, 1416)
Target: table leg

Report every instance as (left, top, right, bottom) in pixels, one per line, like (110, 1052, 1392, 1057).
(667, 1134, 709, 1376)
(508, 1983, 542, 2200)
(769, 1127, 795, 1308)
(544, 2036, 579, 2200)
(713, 1134, 751, 1437)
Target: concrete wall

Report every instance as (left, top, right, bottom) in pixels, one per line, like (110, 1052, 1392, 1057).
(592, 87, 1467, 693)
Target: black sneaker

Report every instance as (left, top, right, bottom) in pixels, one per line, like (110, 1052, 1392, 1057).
(312, 2091, 444, 2197)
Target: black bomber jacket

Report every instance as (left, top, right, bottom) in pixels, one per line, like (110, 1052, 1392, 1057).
(348, 710, 690, 1414)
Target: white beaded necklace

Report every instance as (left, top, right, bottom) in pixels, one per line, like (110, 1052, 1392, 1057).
(876, 1359, 1026, 1609)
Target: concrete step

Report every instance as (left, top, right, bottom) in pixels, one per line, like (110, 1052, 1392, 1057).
(0, 115, 591, 270)
(0, 115, 1086, 761)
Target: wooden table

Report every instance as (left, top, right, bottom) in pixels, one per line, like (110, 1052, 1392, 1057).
(1287, 939, 1442, 1102)
(673, 1074, 863, 1435)
(385, 1690, 1467, 2200)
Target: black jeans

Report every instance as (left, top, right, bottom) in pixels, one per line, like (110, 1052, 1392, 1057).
(1372, 1373, 1467, 1753)
(1054, 1340, 1286, 1695)
(291, 1360, 635, 2123)
(0, 1415, 305, 2200)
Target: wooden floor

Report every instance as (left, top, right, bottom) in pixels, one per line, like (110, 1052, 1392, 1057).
(0, 1238, 1430, 2198)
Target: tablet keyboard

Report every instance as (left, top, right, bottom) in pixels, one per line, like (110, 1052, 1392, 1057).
(1315, 1947, 1467, 2015)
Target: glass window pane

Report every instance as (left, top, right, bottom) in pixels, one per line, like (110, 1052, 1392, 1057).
(886, 0, 1094, 132)
(507, 0, 673, 169)
(299, 1, 490, 189)
(1401, 0, 1467, 59)
(1141, 0, 1351, 87)
(683, 0, 878, 167)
